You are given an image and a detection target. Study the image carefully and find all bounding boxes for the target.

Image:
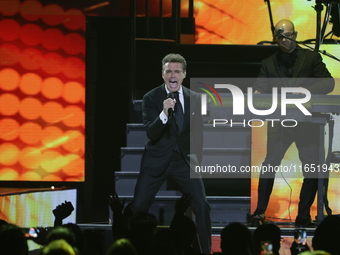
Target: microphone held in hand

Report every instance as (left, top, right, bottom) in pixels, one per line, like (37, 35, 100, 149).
(275, 27, 284, 38)
(167, 92, 174, 118)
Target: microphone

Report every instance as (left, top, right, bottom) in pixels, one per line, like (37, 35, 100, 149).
(167, 92, 174, 118)
(275, 27, 284, 38)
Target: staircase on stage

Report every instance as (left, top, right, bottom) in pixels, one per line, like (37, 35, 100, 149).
(116, 121, 252, 229)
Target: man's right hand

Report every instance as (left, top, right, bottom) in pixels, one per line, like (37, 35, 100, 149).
(163, 98, 175, 117)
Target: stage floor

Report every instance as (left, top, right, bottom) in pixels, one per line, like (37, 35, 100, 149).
(77, 222, 316, 235)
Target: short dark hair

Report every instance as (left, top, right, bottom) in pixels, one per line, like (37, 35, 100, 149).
(162, 53, 186, 72)
(0, 223, 28, 255)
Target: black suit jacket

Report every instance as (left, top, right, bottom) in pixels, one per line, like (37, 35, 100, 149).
(255, 47, 334, 94)
(140, 84, 203, 176)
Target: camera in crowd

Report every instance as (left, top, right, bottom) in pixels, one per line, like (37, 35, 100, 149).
(21, 226, 53, 240)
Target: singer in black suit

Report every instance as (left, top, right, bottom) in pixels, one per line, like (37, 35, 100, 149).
(132, 53, 211, 254)
(249, 19, 334, 227)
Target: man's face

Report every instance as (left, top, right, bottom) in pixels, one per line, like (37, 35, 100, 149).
(162, 62, 186, 92)
(276, 29, 297, 53)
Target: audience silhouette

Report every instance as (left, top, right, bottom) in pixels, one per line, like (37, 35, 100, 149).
(106, 238, 137, 255)
(312, 215, 340, 255)
(220, 222, 255, 255)
(151, 228, 177, 255)
(125, 211, 158, 255)
(41, 239, 79, 255)
(4, 194, 340, 255)
(83, 228, 105, 255)
(300, 251, 331, 255)
(0, 222, 29, 255)
(253, 223, 281, 255)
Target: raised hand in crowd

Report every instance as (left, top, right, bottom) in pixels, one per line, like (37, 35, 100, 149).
(109, 190, 129, 241)
(53, 201, 74, 227)
(175, 192, 192, 215)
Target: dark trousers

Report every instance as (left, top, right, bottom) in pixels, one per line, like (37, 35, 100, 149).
(133, 152, 212, 254)
(255, 122, 320, 222)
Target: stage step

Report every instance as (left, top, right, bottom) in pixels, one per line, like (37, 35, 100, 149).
(115, 171, 181, 196)
(203, 124, 251, 148)
(120, 147, 144, 172)
(109, 195, 250, 227)
(119, 122, 253, 227)
(123, 123, 252, 179)
(115, 171, 250, 197)
(120, 147, 251, 173)
(126, 123, 147, 147)
(125, 123, 251, 148)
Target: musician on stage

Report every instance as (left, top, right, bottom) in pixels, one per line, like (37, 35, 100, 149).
(249, 19, 335, 227)
(132, 53, 211, 254)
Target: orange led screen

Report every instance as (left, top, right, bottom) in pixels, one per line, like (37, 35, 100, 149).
(0, 0, 85, 182)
